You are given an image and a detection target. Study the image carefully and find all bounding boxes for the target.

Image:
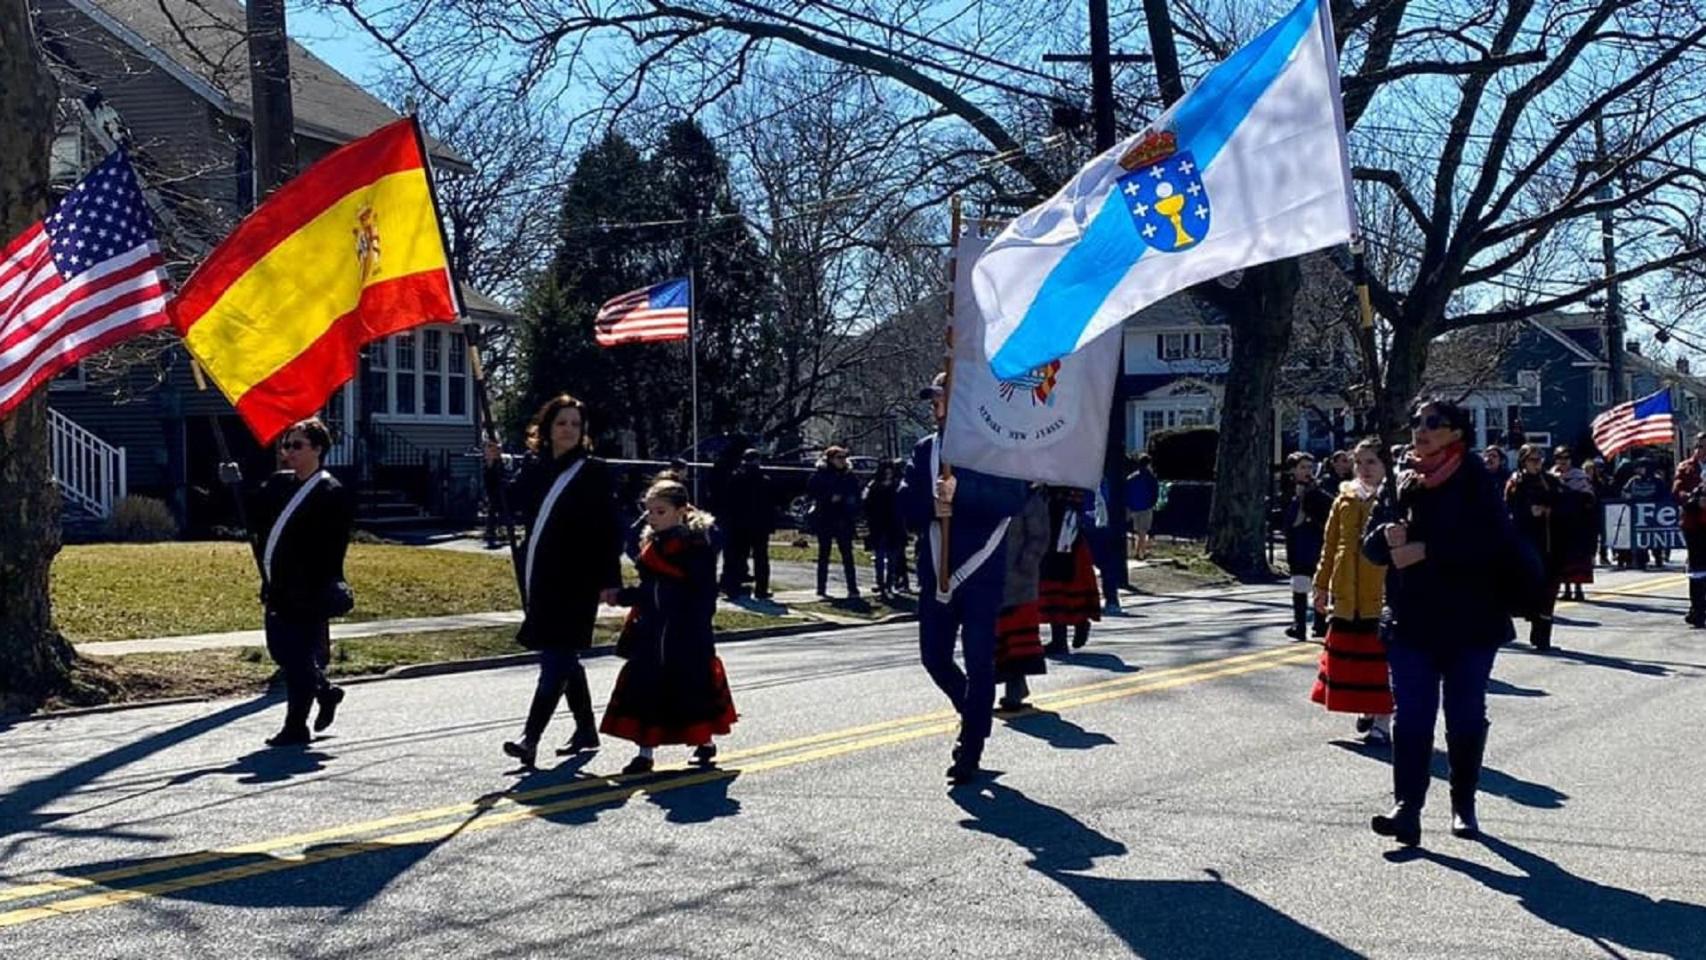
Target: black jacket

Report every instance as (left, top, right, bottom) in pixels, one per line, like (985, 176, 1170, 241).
(1364, 454, 1526, 649)
(1506, 470, 1566, 574)
(617, 518, 719, 671)
(807, 462, 861, 536)
(1283, 483, 1334, 576)
(252, 470, 353, 621)
(718, 463, 776, 534)
(862, 479, 905, 549)
(493, 449, 623, 649)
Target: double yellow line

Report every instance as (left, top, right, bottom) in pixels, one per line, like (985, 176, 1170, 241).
(0, 642, 1317, 928)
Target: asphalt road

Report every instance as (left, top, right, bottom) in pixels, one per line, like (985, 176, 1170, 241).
(2, 570, 1703, 959)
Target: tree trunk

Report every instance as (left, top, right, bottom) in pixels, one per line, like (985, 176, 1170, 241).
(1375, 319, 1432, 444)
(1, 0, 74, 713)
(1206, 261, 1303, 579)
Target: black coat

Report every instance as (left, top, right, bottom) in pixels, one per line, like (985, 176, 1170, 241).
(1363, 454, 1526, 650)
(252, 470, 353, 621)
(1506, 470, 1566, 575)
(617, 520, 719, 671)
(862, 479, 905, 550)
(495, 450, 623, 650)
(1283, 484, 1334, 576)
(718, 463, 776, 534)
(807, 463, 861, 536)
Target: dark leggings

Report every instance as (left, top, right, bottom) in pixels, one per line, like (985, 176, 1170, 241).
(817, 530, 858, 594)
(522, 647, 596, 744)
(265, 611, 330, 733)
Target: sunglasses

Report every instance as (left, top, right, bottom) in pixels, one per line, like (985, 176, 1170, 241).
(1409, 413, 1450, 431)
(279, 440, 309, 451)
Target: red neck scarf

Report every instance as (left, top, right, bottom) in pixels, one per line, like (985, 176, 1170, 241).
(1408, 441, 1466, 490)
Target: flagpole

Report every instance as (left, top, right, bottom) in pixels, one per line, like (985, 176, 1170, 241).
(689, 265, 701, 503)
(938, 196, 963, 594)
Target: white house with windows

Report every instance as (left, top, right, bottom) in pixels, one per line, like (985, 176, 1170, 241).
(1120, 294, 1232, 452)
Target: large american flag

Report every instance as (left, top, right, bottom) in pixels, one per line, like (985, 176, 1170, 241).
(1592, 389, 1676, 459)
(0, 150, 170, 418)
(595, 278, 691, 346)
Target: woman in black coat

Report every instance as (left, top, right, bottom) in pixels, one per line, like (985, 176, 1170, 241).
(1283, 452, 1334, 640)
(1363, 397, 1535, 846)
(863, 461, 906, 598)
(487, 393, 623, 769)
(1506, 443, 1566, 650)
(240, 417, 354, 747)
(808, 446, 862, 598)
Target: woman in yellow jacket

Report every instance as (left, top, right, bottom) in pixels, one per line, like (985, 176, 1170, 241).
(1310, 438, 1395, 743)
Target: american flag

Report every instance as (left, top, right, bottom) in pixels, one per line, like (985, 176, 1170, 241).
(595, 278, 691, 346)
(0, 150, 170, 418)
(1592, 389, 1676, 459)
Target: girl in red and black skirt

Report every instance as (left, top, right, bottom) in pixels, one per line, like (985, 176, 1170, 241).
(1041, 488, 1102, 655)
(602, 479, 738, 775)
(1310, 439, 1394, 743)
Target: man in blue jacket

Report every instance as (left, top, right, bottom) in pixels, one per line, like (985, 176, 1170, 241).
(901, 373, 1030, 785)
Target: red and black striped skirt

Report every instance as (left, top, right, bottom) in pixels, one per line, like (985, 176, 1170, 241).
(601, 655, 739, 747)
(996, 601, 1047, 681)
(1309, 620, 1394, 715)
(1039, 540, 1101, 626)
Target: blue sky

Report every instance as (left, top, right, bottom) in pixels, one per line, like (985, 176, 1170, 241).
(287, 3, 393, 89)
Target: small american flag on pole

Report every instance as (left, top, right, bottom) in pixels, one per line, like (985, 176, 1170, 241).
(595, 278, 691, 346)
(0, 150, 170, 418)
(1591, 389, 1676, 460)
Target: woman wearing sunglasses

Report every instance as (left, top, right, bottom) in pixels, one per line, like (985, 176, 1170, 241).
(1362, 397, 1534, 846)
(232, 417, 354, 747)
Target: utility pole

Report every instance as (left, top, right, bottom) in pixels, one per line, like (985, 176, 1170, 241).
(1045, 1, 1151, 593)
(1594, 113, 1625, 405)
(245, 0, 297, 196)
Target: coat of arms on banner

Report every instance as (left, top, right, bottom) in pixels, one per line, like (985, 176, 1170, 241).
(1115, 130, 1211, 254)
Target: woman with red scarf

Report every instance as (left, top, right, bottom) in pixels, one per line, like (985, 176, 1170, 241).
(601, 479, 738, 775)
(1362, 397, 1535, 847)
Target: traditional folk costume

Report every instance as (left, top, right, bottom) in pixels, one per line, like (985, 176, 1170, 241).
(899, 433, 1029, 782)
(1040, 489, 1102, 653)
(1309, 479, 1393, 738)
(996, 487, 1052, 710)
(601, 513, 738, 756)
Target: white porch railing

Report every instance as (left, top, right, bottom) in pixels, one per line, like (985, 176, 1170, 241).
(49, 407, 127, 519)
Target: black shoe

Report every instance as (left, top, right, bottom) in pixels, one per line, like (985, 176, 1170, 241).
(754, 591, 774, 600)
(1072, 625, 1090, 649)
(1446, 725, 1487, 840)
(1529, 620, 1553, 651)
(556, 728, 601, 756)
(622, 755, 655, 776)
(502, 739, 538, 768)
(1044, 639, 1070, 656)
(946, 742, 983, 785)
(1371, 804, 1422, 846)
(312, 686, 345, 732)
(693, 743, 718, 767)
(1284, 626, 1306, 641)
(1451, 805, 1481, 839)
(997, 696, 1028, 714)
(1355, 715, 1375, 735)
(266, 727, 311, 748)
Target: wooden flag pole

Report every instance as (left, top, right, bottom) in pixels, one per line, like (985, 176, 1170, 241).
(937, 195, 963, 594)
(189, 358, 268, 588)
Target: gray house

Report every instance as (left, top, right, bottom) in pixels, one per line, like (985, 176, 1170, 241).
(36, 0, 515, 534)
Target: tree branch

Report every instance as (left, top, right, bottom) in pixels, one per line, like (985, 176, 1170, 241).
(1352, 166, 1430, 233)
(1443, 247, 1706, 331)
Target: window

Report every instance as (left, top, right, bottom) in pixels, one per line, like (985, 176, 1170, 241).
(1160, 333, 1186, 361)
(1593, 369, 1609, 407)
(1623, 374, 1634, 400)
(49, 123, 84, 184)
(1516, 370, 1541, 406)
(1525, 432, 1552, 448)
(448, 332, 468, 417)
(1142, 409, 1166, 439)
(1210, 331, 1231, 360)
(363, 341, 388, 414)
(49, 362, 86, 391)
(1485, 406, 1508, 444)
(422, 330, 443, 416)
(325, 382, 347, 428)
(393, 333, 416, 415)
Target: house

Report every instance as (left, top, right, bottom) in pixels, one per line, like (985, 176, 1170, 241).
(35, 0, 516, 534)
(1119, 294, 1232, 452)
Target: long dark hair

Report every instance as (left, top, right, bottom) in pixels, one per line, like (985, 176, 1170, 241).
(526, 393, 591, 454)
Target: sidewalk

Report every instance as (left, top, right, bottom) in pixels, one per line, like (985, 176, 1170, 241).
(70, 588, 852, 656)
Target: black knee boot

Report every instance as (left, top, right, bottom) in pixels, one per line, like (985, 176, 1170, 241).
(1688, 579, 1706, 628)
(1045, 622, 1070, 655)
(1529, 618, 1553, 651)
(1447, 724, 1488, 839)
(1286, 593, 1308, 640)
(1372, 733, 1433, 846)
(1072, 622, 1090, 649)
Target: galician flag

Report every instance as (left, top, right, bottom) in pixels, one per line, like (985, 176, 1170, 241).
(975, 0, 1355, 379)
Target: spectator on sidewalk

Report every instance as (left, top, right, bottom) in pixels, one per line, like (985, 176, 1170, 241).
(1481, 445, 1512, 491)
(717, 449, 776, 600)
(487, 394, 623, 769)
(1674, 434, 1706, 627)
(807, 446, 862, 599)
(1125, 454, 1161, 562)
(863, 461, 908, 599)
(1282, 452, 1333, 640)
(1621, 461, 1664, 570)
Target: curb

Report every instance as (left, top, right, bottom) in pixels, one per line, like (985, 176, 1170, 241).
(7, 614, 920, 723)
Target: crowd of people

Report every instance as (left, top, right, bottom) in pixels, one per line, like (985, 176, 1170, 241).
(232, 385, 1696, 850)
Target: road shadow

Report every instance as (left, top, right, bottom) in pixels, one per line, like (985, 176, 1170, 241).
(1000, 709, 1116, 751)
(646, 767, 743, 824)
(0, 693, 278, 855)
(951, 783, 1363, 959)
(1329, 742, 1568, 809)
(1057, 651, 1142, 674)
(170, 747, 333, 787)
(1420, 835, 1706, 958)
(1542, 647, 1673, 677)
(1487, 677, 1549, 698)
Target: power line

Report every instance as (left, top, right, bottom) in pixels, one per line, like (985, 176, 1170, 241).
(796, 0, 1085, 89)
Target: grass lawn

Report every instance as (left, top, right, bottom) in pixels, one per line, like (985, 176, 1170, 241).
(767, 538, 876, 566)
(53, 541, 526, 643)
(55, 609, 805, 710)
(793, 594, 916, 622)
(1130, 539, 1235, 593)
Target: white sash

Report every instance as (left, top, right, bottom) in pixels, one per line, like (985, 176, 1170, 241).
(263, 470, 330, 582)
(927, 437, 1010, 602)
(524, 457, 587, 604)
(1056, 508, 1079, 553)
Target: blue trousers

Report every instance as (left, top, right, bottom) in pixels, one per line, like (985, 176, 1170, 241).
(1387, 641, 1496, 743)
(919, 571, 1000, 752)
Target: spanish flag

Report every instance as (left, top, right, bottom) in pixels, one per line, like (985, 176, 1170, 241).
(169, 118, 459, 442)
